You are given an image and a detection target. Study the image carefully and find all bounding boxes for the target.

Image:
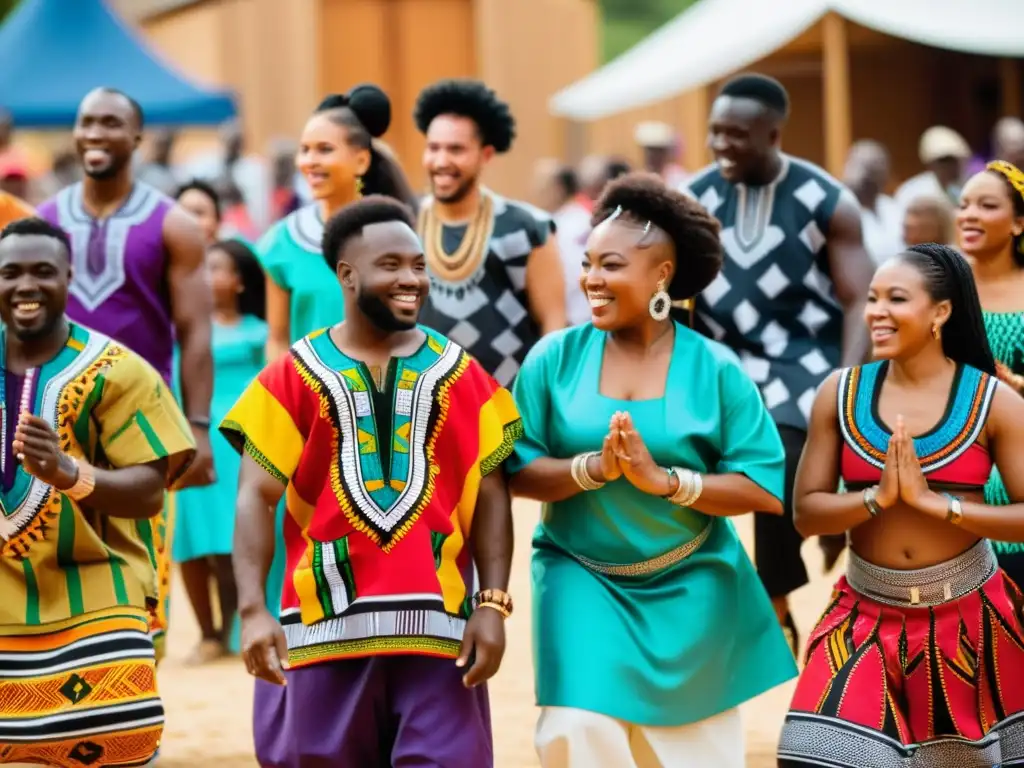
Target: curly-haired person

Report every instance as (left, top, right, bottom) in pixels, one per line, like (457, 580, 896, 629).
(414, 79, 566, 386)
(506, 173, 797, 767)
(227, 196, 521, 767)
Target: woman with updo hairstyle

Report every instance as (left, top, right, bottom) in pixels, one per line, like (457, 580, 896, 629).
(506, 173, 796, 767)
(778, 244, 1024, 767)
(258, 83, 417, 363)
(254, 83, 416, 617)
(958, 160, 1024, 585)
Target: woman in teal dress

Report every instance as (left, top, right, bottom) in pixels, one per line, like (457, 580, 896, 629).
(507, 174, 797, 767)
(257, 84, 417, 615)
(958, 160, 1024, 586)
(173, 240, 267, 662)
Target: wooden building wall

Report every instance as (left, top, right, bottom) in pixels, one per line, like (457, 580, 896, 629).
(137, 0, 598, 199)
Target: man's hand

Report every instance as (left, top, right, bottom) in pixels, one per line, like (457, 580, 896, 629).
(13, 413, 77, 488)
(456, 606, 506, 688)
(176, 428, 215, 489)
(240, 606, 289, 686)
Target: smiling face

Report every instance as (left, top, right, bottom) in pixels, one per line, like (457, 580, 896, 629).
(0, 234, 71, 341)
(581, 217, 673, 332)
(73, 89, 139, 180)
(865, 257, 950, 361)
(956, 171, 1024, 260)
(423, 115, 493, 204)
(707, 96, 779, 184)
(338, 220, 429, 332)
(296, 113, 370, 202)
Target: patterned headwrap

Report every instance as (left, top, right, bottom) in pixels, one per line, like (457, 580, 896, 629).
(986, 160, 1024, 254)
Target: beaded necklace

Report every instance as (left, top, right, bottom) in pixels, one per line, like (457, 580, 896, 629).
(417, 192, 495, 284)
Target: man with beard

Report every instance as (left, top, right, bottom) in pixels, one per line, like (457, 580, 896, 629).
(414, 79, 566, 385)
(684, 74, 874, 653)
(225, 196, 519, 766)
(0, 218, 195, 768)
(37, 87, 215, 659)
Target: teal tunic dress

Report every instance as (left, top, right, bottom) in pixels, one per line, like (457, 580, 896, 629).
(173, 315, 267, 562)
(507, 323, 798, 726)
(256, 205, 345, 615)
(257, 203, 345, 337)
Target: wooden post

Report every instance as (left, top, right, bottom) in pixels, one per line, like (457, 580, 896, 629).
(1000, 58, 1021, 117)
(822, 12, 852, 177)
(677, 85, 710, 171)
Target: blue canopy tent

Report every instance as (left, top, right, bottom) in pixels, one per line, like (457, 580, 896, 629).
(0, 0, 236, 127)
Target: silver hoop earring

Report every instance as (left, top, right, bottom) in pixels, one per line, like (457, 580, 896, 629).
(649, 285, 671, 321)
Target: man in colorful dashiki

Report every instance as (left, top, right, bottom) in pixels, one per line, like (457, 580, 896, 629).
(38, 87, 215, 658)
(0, 218, 196, 768)
(414, 79, 566, 386)
(684, 73, 875, 652)
(224, 196, 521, 767)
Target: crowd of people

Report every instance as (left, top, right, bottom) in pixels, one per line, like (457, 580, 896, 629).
(1, 70, 1024, 768)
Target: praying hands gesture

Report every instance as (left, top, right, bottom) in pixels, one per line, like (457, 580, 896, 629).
(874, 415, 947, 519)
(589, 411, 672, 497)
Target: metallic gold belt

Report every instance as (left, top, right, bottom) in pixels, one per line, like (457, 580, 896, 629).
(571, 521, 712, 577)
(846, 539, 996, 607)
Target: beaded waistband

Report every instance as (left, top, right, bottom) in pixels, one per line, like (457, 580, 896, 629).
(570, 520, 712, 577)
(846, 539, 996, 607)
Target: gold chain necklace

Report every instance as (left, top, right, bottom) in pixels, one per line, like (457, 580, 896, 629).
(417, 193, 495, 283)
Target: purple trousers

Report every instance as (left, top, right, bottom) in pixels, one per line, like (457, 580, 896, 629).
(253, 655, 493, 767)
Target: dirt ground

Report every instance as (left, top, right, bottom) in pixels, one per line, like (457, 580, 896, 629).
(155, 501, 838, 767)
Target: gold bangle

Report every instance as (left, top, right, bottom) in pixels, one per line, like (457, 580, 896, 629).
(946, 495, 964, 526)
(476, 601, 511, 619)
(63, 459, 96, 501)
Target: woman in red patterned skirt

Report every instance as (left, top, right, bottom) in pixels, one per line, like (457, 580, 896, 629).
(778, 243, 1024, 767)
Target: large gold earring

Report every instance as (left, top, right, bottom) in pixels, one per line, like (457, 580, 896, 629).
(355, 176, 364, 198)
(932, 323, 941, 340)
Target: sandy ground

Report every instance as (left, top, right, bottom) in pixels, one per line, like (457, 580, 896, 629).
(154, 501, 838, 767)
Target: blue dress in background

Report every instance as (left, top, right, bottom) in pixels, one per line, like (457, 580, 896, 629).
(174, 315, 267, 562)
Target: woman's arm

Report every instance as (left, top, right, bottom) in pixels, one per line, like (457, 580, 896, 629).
(912, 384, 1024, 540)
(689, 473, 782, 517)
(509, 455, 600, 503)
(265, 276, 291, 362)
(793, 372, 875, 536)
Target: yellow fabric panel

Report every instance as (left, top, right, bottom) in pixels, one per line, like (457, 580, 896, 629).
(293, 539, 325, 625)
(437, 511, 469, 614)
(222, 379, 305, 482)
(285, 483, 317, 534)
(94, 353, 196, 485)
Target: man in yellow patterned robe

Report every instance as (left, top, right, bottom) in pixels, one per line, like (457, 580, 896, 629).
(0, 218, 195, 767)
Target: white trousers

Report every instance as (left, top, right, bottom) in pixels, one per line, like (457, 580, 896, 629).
(535, 706, 745, 768)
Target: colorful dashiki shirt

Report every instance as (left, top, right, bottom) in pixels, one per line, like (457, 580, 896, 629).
(220, 326, 521, 668)
(0, 323, 195, 622)
(685, 155, 846, 431)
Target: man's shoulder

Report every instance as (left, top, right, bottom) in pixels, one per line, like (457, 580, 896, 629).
(784, 155, 844, 194)
(681, 163, 722, 195)
(489, 192, 553, 233)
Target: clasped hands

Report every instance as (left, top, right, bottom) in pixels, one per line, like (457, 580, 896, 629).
(874, 415, 947, 519)
(590, 411, 673, 497)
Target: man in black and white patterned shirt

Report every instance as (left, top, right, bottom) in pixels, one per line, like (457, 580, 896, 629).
(684, 74, 874, 651)
(413, 80, 565, 385)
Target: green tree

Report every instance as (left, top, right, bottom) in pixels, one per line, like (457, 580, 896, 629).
(0, 0, 19, 23)
(600, 0, 700, 62)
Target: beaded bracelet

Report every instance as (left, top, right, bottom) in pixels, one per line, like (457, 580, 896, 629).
(476, 601, 511, 619)
(473, 588, 514, 617)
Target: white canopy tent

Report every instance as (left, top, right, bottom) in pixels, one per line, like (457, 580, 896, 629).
(551, 0, 1024, 121)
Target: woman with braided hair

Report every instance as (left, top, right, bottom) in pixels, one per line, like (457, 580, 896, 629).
(958, 160, 1024, 586)
(779, 243, 1024, 767)
(507, 173, 796, 767)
